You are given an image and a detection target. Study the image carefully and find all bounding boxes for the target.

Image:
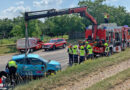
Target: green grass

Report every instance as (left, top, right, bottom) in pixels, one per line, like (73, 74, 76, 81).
(15, 48, 130, 90)
(0, 37, 19, 45)
(0, 44, 17, 55)
(86, 68, 130, 90)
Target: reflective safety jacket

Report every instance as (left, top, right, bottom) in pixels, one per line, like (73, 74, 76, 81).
(68, 48, 73, 54)
(80, 49, 85, 56)
(104, 15, 107, 19)
(73, 47, 78, 55)
(105, 46, 110, 52)
(88, 48, 93, 54)
(8, 60, 17, 68)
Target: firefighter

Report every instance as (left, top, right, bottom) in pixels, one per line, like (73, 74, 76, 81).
(104, 42, 110, 56)
(7, 60, 17, 85)
(72, 45, 79, 63)
(79, 46, 85, 64)
(85, 41, 89, 59)
(104, 13, 109, 23)
(87, 44, 93, 59)
(67, 44, 73, 66)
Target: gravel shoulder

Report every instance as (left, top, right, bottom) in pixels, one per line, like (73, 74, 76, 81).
(110, 79, 130, 90)
(55, 59, 130, 90)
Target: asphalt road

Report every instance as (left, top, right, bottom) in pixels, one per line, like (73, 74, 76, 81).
(0, 48, 69, 71)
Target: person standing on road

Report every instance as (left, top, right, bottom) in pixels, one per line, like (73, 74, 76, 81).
(104, 42, 110, 56)
(79, 46, 85, 64)
(104, 13, 109, 23)
(85, 41, 89, 59)
(67, 44, 73, 66)
(7, 60, 17, 85)
(72, 45, 79, 64)
(87, 44, 93, 59)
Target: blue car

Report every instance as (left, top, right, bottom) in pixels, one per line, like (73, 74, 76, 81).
(6, 54, 61, 76)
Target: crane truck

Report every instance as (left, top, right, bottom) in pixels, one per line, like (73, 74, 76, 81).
(24, 6, 130, 56)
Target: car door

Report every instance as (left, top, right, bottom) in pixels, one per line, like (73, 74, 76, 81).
(56, 39, 62, 47)
(29, 58, 46, 76)
(15, 58, 34, 76)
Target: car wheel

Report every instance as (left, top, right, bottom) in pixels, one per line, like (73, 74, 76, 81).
(62, 44, 66, 48)
(47, 70, 56, 76)
(52, 45, 56, 50)
(44, 49, 47, 51)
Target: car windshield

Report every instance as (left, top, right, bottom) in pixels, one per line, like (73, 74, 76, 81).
(49, 39, 57, 43)
(39, 57, 48, 63)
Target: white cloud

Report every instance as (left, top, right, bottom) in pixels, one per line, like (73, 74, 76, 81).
(16, 1, 24, 5)
(1, 6, 30, 19)
(105, 0, 118, 3)
(33, 0, 63, 9)
(69, 4, 77, 8)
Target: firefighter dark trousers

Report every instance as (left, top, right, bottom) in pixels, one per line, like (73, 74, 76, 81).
(73, 55, 78, 63)
(9, 66, 17, 84)
(79, 56, 85, 64)
(104, 18, 108, 23)
(69, 54, 73, 66)
(87, 54, 93, 59)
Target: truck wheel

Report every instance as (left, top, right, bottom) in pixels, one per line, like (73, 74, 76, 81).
(62, 44, 66, 48)
(52, 46, 56, 50)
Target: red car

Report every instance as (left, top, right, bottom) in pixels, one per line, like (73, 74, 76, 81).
(43, 38, 67, 51)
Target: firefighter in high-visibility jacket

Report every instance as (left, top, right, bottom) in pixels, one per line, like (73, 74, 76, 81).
(72, 45, 79, 63)
(79, 46, 85, 64)
(87, 44, 93, 59)
(7, 60, 17, 85)
(67, 44, 73, 66)
(104, 43, 110, 56)
(85, 41, 89, 59)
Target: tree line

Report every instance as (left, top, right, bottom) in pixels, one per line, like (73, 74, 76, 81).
(0, 0, 130, 39)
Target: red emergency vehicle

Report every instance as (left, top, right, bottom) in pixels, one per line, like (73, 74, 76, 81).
(85, 23, 130, 55)
(16, 37, 44, 53)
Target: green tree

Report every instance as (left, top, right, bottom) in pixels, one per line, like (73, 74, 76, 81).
(10, 25, 23, 37)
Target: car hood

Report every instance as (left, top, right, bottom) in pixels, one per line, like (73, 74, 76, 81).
(48, 60, 60, 65)
(44, 43, 54, 45)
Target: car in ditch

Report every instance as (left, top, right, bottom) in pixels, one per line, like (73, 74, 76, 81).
(42, 38, 67, 51)
(5, 54, 61, 77)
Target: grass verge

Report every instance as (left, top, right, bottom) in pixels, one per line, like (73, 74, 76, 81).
(15, 48, 130, 90)
(0, 44, 17, 55)
(86, 68, 130, 90)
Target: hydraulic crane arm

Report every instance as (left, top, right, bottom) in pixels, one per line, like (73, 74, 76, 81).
(24, 6, 97, 40)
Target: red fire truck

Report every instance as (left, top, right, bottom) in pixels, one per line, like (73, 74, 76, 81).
(85, 23, 130, 55)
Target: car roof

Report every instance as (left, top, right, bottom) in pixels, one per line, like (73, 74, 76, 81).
(12, 54, 40, 60)
(51, 38, 64, 40)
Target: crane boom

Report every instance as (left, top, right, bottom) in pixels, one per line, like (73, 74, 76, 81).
(24, 6, 97, 40)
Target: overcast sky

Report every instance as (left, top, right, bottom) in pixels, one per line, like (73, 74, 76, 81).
(0, 0, 129, 19)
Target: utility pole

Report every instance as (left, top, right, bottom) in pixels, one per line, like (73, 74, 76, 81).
(25, 22, 28, 59)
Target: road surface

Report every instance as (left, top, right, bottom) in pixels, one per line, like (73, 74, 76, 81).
(0, 48, 68, 71)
